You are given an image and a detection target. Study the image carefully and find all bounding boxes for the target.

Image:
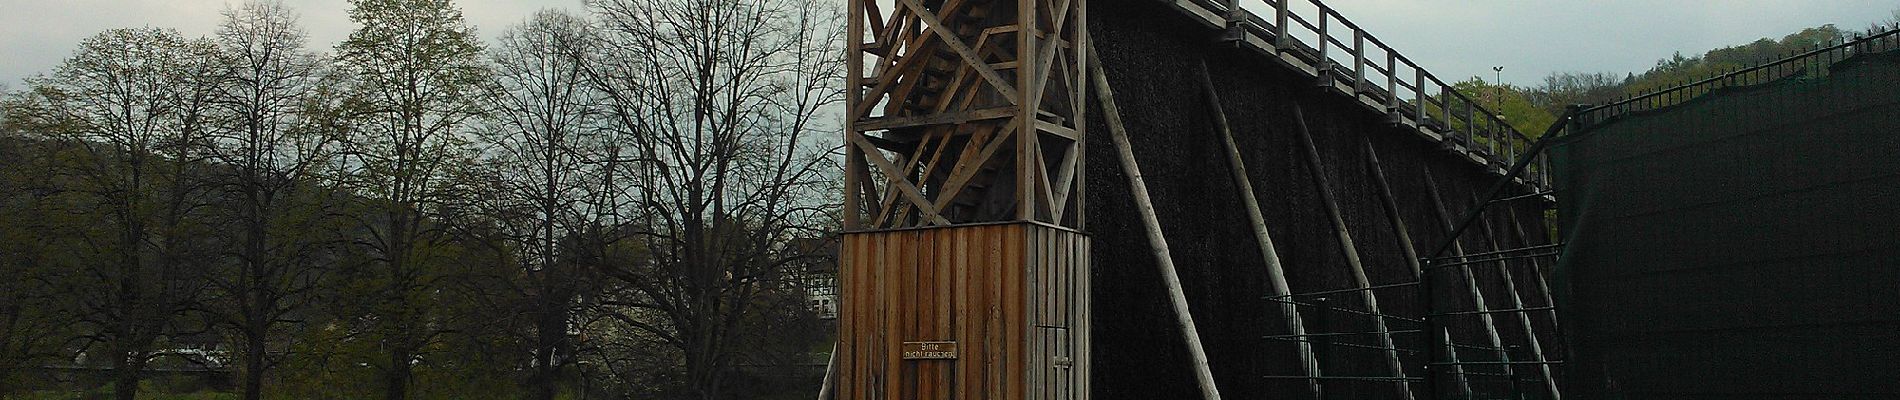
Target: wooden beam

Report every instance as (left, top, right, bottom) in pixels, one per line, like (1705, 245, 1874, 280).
(1364, 138, 1423, 279)
(1290, 104, 1416, 400)
(1089, 44, 1224, 400)
(855, 107, 1019, 131)
(1196, 62, 1323, 399)
(879, 125, 963, 227)
(849, 133, 953, 226)
(1036, 120, 1079, 141)
(1050, 141, 1080, 222)
(1440, 328, 1475, 398)
(895, 0, 1020, 103)
(817, 342, 837, 400)
(1016, 0, 1039, 222)
(1420, 168, 1518, 386)
(1472, 198, 1560, 400)
(928, 122, 1017, 213)
(844, 0, 864, 230)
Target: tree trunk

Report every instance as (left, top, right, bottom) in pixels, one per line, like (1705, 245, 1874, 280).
(385, 349, 411, 400)
(242, 331, 266, 400)
(112, 354, 140, 400)
(531, 307, 561, 400)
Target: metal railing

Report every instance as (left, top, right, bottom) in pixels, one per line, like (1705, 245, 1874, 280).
(1164, 0, 1549, 191)
(1578, 26, 1900, 127)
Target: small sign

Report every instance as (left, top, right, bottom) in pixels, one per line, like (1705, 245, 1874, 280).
(901, 341, 959, 360)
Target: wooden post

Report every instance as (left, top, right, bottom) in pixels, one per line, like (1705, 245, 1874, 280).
(1363, 139, 1423, 279)
(843, 0, 864, 231)
(818, 342, 838, 400)
(1274, 0, 1290, 51)
(1353, 29, 1366, 94)
(1503, 207, 1560, 329)
(1441, 328, 1475, 398)
(1420, 168, 1517, 387)
(1291, 105, 1417, 400)
(1386, 51, 1399, 114)
(1474, 204, 1560, 400)
(1089, 44, 1224, 400)
(1197, 62, 1323, 398)
(1415, 67, 1428, 125)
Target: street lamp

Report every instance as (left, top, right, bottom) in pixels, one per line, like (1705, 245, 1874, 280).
(1492, 66, 1505, 120)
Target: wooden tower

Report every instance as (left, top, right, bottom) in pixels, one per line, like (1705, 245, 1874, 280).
(838, 0, 1089, 398)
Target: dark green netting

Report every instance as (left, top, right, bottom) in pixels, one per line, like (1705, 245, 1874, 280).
(1551, 50, 1900, 398)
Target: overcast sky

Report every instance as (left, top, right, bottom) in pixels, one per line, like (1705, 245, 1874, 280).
(1, 1, 1896, 87)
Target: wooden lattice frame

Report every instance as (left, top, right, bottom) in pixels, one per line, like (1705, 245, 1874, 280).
(844, 0, 1087, 231)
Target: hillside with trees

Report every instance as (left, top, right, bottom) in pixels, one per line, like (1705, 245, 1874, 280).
(1457, 21, 1895, 136)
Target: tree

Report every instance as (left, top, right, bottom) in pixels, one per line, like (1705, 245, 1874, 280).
(203, 3, 345, 400)
(20, 28, 224, 400)
(0, 100, 84, 399)
(332, 0, 488, 398)
(1453, 77, 1558, 136)
(584, 0, 844, 397)
(1528, 72, 1624, 116)
(475, 9, 612, 400)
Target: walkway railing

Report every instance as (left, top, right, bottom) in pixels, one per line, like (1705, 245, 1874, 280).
(1159, 0, 1548, 192)
(1578, 26, 1900, 127)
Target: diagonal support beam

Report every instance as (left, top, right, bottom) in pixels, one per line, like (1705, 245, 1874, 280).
(1196, 62, 1323, 399)
(1472, 199, 1560, 400)
(1364, 139, 1424, 280)
(895, 0, 1021, 103)
(1421, 168, 1518, 388)
(849, 132, 953, 226)
(1090, 44, 1223, 400)
(1291, 104, 1417, 400)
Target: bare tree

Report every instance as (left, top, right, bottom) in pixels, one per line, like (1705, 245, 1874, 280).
(203, 3, 345, 400)
(20, 28, 224, 400)
(0, 97, 83, 398)
(332, 0, 488, 398)
(583, 0, 845, 398)
(474, 9, 612, 400)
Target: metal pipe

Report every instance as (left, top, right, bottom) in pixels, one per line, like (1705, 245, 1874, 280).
(1421, 243, 1564, 261)
(1263, 330, 1424, 339)
(1429, 307, 1556, 317)
(1425, 106, 1579, 260)
(1264, 376, 1425, 382)
(1431, 361, 1566, 366)
(1265, 298, 1425, 324)
(1423, 252, 1561, 270)
(1267, 281, 1420, 299)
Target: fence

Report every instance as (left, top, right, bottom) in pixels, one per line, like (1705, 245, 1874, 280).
(1159, 0, 1550, 192)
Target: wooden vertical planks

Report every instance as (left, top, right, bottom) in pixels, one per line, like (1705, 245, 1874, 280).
(840, 223, 1089, 400)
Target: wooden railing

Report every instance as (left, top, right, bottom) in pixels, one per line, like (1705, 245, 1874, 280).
(1160, 0, 1550, 191)
(1578, 26, 1900, 126)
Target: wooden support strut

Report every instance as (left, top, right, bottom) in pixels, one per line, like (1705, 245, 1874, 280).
(1502, 206, 1562, 332)
(1440, 328, 1475, 398)
(1363, 138, 1423, 279)
(817, 342, 838, 400)
(1195, 62, 1323, 399)
(1089, 44, 1224, 400)
(1290, 104, 1417, 400)
(1420, 168, 1518, 389)
(1471, 202, 1560, 400)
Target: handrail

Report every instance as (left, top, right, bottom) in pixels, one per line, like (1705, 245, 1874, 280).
(1578, 26, 1900, 127)
(1187, 0, 1548, 191)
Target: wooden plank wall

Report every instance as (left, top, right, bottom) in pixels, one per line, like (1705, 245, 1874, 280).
(1027, 224, 1090, 400)
(839, 223, 1089, 400)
